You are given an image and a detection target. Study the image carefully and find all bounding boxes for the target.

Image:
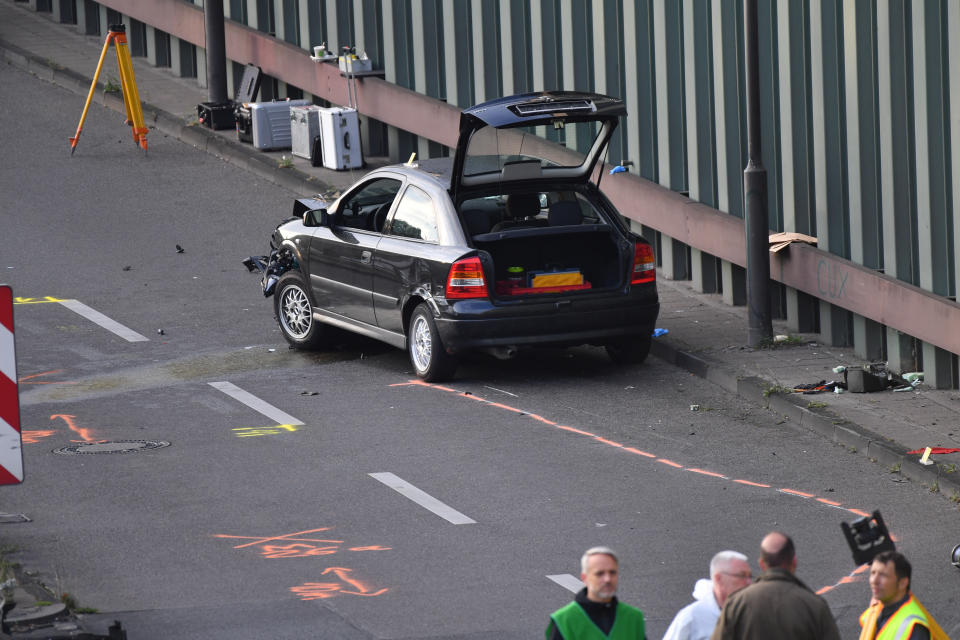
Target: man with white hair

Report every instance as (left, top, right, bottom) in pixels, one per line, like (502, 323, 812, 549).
(546, 546, 647, 639)
(661, 551, 752, 640)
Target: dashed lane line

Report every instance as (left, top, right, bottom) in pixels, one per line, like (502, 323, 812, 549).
(209, 381, 305, 426)
(58, 299, 149, 342)
(368, 472, 476, 525)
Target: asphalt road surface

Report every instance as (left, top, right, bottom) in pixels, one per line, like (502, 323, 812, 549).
(2, 63, 959, 639)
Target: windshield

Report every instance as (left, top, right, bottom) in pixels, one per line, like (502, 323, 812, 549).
(462, 123, 601, 177)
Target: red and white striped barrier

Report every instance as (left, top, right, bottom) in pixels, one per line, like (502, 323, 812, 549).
(0, 285, 24, 484)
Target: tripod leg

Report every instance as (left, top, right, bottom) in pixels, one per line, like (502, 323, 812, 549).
(114, 36, 149, 152)
(69, 33, 113, 155)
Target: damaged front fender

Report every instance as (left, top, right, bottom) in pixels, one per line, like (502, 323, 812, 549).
(242, 248, 296, 297)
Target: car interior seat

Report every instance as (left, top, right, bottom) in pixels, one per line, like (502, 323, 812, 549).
(547, 200, 583, 227)
(491, 193, 547, 232)
(462, 208, 494, 236)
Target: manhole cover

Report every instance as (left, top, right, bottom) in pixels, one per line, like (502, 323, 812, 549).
(53, 440, 170, 455)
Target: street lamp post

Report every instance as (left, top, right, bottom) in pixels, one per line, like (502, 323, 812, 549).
(743, 0, 772, 346)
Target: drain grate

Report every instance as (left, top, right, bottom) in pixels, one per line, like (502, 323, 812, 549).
(53, 440, 170, 455)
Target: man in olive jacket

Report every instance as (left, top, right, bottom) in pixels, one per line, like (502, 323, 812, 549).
(710, 532, 841, 640)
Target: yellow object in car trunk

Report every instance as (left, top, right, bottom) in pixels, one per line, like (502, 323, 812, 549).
(530, 270, 583, 288)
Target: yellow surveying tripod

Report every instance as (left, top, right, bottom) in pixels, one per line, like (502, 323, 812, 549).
(70, 24, 148, 155)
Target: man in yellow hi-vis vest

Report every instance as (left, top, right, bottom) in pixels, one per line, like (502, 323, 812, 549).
(859, 551, 950, 640)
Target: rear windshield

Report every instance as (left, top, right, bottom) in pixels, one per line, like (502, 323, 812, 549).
(462, 123, 601, 177)
(459, 190, 607, 236)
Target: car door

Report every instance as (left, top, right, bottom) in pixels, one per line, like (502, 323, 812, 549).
(307, 175, 402, 326)
(372, 183, 443, 334)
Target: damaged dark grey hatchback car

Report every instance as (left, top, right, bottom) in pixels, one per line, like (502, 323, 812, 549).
(245, 91, 659, 382)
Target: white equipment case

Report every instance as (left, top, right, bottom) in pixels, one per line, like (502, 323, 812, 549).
(248, 99, 311, 150)
(317, 107, 362, 170)
(289, 105, 323, 160)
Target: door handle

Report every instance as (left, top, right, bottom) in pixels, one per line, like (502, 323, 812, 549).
(360, 250, 372, 264)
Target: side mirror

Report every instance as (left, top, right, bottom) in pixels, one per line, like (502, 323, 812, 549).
(303, 208, 329, 227)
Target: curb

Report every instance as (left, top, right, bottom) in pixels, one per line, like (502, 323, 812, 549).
(0, 37, 334, 200)
(652, 335, 960, 499)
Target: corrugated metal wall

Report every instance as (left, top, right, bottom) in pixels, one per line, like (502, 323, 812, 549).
(86, 0, 960, 387)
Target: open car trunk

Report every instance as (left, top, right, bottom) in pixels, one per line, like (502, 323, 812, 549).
(472, 225, 627, 299)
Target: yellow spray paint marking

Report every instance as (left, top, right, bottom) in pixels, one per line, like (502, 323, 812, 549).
(231, 424, 299, 438)
(14, 296, 64, 304)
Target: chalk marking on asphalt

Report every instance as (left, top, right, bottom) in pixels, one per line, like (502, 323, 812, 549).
(547, 574, 585, 593)
(58, 299, 149, 342)
(397, 378, 888, 596)
(484, 385, 518, 397)
(779, 488, 815, 498)
(368, 472, 476, 525)
(209, 381, 305, 426)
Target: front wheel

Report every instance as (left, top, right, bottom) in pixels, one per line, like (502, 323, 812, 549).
(273, 273, 328, 349)
(408, 304, 458, 382)
(605, 334, 652, 365)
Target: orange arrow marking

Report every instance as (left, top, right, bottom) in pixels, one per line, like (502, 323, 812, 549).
(50, 414, 96, 442)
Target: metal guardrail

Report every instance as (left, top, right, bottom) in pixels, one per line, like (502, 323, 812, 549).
(98, 0, 960, 356)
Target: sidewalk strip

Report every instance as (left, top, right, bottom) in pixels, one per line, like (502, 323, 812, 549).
(547, 574, 584, 593)
(209, 381, 304, 426)
(368, 472, 476, 525)
(58, 299, 148, 342)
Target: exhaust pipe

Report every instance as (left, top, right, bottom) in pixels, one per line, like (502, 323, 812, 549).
(483, 346, 518, 360)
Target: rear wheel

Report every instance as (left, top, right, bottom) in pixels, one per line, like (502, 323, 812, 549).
(408, 303, 458, 382)
(605, 334, 652, 365)
(273, 273, 328, 349)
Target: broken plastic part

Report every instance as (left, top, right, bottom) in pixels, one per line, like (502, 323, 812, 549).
(242, 249, 295, 297)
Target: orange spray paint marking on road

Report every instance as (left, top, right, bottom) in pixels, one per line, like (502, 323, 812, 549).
(555, 425, 595, 436)
(687, 468, 726, 479)
(657, 458, 683, 468)
(18, 370, 76, 385)
(22, 430, 56, 444)
(624, 447, 656, 458)
(214, 528, 390, 559)
(593, 437, 624, 447)
(848, 509, 872, 518)
(733, 479, 771, 488)
(817, 498, 843, 507)
(290, 568, 387, 601)
(50, 414, 96, 442)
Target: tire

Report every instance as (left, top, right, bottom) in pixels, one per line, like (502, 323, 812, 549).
(605, 334, 652, 365)
(408, 303, 458, 382)
(273, 273, 328, 349)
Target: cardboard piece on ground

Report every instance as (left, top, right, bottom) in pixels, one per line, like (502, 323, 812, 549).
(769, 232, 818, 253)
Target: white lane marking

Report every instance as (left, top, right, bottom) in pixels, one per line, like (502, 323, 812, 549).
(209, 381, 305, 426)
(547, 574, 584, 593)
(58, 299, 149, 342)
(368, 472, 476, 524)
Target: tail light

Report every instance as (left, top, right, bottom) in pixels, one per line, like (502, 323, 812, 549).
(631, 242, 656, 285)
(445, 256, 489, 299)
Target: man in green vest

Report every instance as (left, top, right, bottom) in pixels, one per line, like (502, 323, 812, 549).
(546, 547, 646, 639)
(859, 550, 948, 640)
